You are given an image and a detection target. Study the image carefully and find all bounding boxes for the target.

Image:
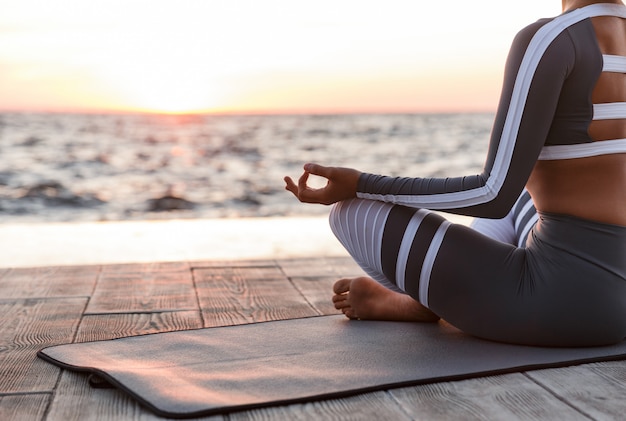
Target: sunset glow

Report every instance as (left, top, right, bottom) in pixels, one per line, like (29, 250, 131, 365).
(0, 0, 561, 114)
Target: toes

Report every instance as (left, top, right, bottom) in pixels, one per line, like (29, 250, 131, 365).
(333, 278, 352, 294)
(333, 296, 350, 310)
(343, 308, 358, 320)
(332, 293, 348, 304)
(333, 292, 356, 317)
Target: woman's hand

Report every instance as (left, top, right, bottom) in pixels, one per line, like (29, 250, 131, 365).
(284, 163, 361, 205)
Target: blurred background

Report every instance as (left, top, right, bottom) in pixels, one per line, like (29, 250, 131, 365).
(0, 1, 559, 265)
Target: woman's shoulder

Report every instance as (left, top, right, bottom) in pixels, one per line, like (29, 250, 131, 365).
(510, 14, 581, 60)
(512, 18, 554, 47)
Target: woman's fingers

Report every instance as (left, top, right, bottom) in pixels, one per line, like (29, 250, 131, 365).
(285, 163, 355, 205)
(298, 171, 310, 191)
(283, 176, 298, 196)
(304, 163, 331, 178)
(284, 171, 324, 203)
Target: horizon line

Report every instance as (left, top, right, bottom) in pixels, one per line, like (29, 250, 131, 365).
(0, 106, 497, 117)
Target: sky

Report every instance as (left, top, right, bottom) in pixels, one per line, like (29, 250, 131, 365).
(0, 0, 561, 115)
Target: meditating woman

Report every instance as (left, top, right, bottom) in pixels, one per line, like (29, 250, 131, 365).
(284, 0, 626, 346)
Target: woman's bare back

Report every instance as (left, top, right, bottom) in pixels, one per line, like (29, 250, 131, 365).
(528, 15, 626, 226)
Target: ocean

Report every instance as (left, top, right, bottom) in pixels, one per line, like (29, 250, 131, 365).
(0, 112, 493, 223)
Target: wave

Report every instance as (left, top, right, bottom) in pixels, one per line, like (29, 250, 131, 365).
(0, 112, 492, 223)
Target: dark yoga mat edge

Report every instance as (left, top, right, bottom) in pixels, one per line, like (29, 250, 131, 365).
(37, 315, 626, 419)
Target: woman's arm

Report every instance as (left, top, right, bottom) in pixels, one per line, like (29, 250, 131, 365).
(286, 18, 574, 218)
(356, 19, 574, 218)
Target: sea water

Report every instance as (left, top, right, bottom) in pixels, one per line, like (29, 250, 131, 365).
(0, 112, 493, 223)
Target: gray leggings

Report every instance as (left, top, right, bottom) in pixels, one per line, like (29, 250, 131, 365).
(329, 192, 626, 346)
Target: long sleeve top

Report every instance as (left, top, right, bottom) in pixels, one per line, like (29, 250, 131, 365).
(356, 3, 626, 218)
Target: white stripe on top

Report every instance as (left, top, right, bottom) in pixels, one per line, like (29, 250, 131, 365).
(537, 51, 626, 161)
(603, 54, 626, 73)
(538, 138, 626, 160)
(594, 102, 626, 120)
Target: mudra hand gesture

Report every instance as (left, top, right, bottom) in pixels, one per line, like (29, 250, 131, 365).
(284, 163, 361, 205)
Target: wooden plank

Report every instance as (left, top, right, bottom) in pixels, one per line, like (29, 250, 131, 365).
(75, 311, 203, 342)
(0, 265, 99, 299)
(280, 258, 364, 317)
(526, 360, 626, 420)
(290, 276, 343, 316)
(100, 261, 190, 274)
(87, 270, 197, 314)
(0, 298, 86, 393)
(194, 266, 319, 327)
(47, 371, 225, 421)
(190, 259, 277, 269)
(388, 373, 588, 420)
(277, 257, 366, 279)
(0, 393, 50, 421)
(230, 391, 411, 421)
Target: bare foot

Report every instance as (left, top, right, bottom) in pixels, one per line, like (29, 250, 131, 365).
(332, 277, 440, 322)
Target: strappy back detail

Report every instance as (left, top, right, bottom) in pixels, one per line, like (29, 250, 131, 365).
(603, 54, 626, 73)
(594, 55, 626, 120)
(538, 138, 626, 160)
(593, 102, 626, 120)
(537, 49, 626, 161)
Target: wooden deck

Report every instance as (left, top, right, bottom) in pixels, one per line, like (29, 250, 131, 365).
(1, 256, 625, 420)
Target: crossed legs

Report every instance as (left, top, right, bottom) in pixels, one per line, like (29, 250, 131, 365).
(329, 191, 537, 323)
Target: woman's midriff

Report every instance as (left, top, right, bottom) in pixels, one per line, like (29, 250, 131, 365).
(526, 154, 626, 226)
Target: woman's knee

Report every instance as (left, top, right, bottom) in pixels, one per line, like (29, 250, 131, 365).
(328, 198, 361, 242)
(330, 198, 400, 262)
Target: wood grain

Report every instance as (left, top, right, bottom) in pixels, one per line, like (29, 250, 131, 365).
(87, 270, 197, 314)
(289, 276, 343, 316)
(194, 266, 318, 327)
(100, 262, 190, 274)
(0, 297, 85, 393)
(190, 259, 277, 269)
(389, 373, 588, 420)
(229, 391, 411, 421)
(47, 370, 226, 421)
(0, 265, 99, 299)
(75, 311, 204, 343)
(0, 394, 50, 421)
(526, 362, 626, 420)
(277, 257, 365, 279)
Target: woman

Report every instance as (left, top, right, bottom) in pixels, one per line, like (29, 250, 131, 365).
(285, 0, 626, 346)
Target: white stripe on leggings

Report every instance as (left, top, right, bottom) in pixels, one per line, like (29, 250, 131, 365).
(368, 202, 391, 279)
(329, 199, 398, 290)
(395, 209, 430, 292)
(517, 213, 539, 248)
(514, 199, 535, 232)
(419, 220, 451, 308)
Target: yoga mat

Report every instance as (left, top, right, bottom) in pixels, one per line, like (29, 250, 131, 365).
(38, 315, 626, 418)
